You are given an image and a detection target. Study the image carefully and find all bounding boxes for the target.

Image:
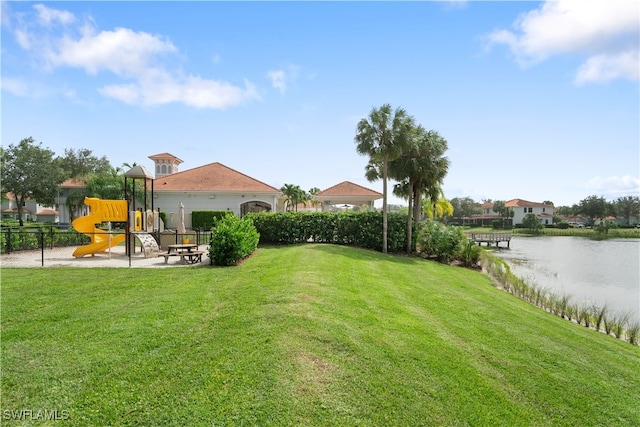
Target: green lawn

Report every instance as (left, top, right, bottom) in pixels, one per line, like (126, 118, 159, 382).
(2, 244, 639, 426)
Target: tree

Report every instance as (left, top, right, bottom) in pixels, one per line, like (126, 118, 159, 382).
(355, 104, 414, 253)
(614, 195, 640, 226)
(85, 166, 125, 200)
(577, 195, 608, 226)
(522, 213, 543, 234)
(309, 187, 322, 211)
(491, 200, 514, 228)
(423, 187, 454, 221)
(1, 137, 66, 226)
(57, 148, 111, 178)
(280, 184, 308, 212)
(450, 197, 480, 225)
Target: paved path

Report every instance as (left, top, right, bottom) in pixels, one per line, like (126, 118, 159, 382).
(0, 245, 209, 268)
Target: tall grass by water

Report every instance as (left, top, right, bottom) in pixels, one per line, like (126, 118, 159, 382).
(2, 244, 639, 425)
(480, 251, 639, 346)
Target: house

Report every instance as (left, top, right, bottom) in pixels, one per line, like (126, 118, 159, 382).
(1, 193, 60, 224)
(1, 194, 36, 222)
(57, 178, 89, 225)
(149, 154, 280, 229)
(313, 181, 383, 211)
(470, 199, 555, 227)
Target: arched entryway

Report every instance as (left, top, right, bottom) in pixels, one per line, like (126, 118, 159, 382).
(240, 201, 272, 217)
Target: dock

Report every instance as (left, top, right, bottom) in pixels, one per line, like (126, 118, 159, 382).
(465, 232, 512, 248)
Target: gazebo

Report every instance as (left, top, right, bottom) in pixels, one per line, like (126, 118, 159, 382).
(314, 181, 382, 211)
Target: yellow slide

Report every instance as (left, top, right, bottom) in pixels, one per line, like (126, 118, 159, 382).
(72, 197, 129, 257)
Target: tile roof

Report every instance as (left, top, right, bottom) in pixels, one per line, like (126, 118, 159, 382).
(505, 198, 554, 208)
(148, 153, 184, 163)
(60, 178, 87, 188)
(316, 181, 382, 197)
(154, 162, 279, 193)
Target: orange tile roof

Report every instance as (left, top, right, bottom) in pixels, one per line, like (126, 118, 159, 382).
(60, 178, 87, 188)
(148, 153, 184, 164)
(316, 181, 382, 197)
(505, 198, 554, 208)
(154, 162, 279, 193)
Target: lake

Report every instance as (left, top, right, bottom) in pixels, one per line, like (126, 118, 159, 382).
(494, 236, 640, 323)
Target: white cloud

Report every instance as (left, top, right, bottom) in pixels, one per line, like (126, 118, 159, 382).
(6, 3, 258, 109)
(34, 4, 75, 26)
(1, 77, 29, 96)
(575, 51, 640, 85)
(486, 0, 639, 84)
(266, 63, 302, 94)
(586, 175, 640, 197)
(267, 70, 287, 94)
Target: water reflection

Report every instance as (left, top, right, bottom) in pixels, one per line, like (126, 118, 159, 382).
(494, 236, 640, 322)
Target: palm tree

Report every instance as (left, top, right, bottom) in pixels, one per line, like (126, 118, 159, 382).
(355, 104, 414, 253)
(309, 187, 322, 211)
(389, 127, 449, 252)
(423, 185, 454, 220)
(280, 184, 308, 212)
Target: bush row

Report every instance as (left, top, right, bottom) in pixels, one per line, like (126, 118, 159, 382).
(245, 211, 408, 253)
(416, 221, 481, 267)
(192, 210, 233, 230)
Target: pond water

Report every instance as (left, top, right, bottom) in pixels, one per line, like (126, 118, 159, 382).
(494, 236, 640, 323)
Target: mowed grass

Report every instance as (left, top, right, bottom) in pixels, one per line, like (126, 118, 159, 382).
(2, 244, 639, 426)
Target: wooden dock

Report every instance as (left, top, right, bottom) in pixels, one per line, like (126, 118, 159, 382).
(465, 232, 512, 248)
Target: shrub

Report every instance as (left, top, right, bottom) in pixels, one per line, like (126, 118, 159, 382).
(557, 222, 569, 229)
(417, 221, 465, 263)
(459, 239, 482, 268)
(193, 210, 232, 230)
(209, 215, 259, 266)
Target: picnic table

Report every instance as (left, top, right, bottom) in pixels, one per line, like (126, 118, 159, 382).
(158, 243, 204, 264)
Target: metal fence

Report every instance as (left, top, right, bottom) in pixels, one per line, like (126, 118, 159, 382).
(0, 226, 212, 268)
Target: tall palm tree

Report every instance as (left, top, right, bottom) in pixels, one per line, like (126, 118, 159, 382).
(280, 184, 308, 212)
(389, 126, 449, 252)
(309, 187, 322, 211)
(355, 104, 414, 253)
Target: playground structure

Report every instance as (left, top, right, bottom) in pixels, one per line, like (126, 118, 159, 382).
(71, 197, 161, 258)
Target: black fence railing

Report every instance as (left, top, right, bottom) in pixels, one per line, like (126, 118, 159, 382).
(0, 226, 213, 267)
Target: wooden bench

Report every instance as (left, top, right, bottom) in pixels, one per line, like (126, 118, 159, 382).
(158, 250, 204, 264)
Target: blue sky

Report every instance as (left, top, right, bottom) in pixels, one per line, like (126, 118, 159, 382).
(2, 1, 638, 207)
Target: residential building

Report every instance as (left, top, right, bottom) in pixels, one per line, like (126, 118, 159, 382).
(470, 199, 555, 227)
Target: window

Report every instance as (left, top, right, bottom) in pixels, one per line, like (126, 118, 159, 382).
(161, 164, 167, 174)
(542, 207, 546, 213)
(528, 207, 533, 213)
(156, 165, 161, 173)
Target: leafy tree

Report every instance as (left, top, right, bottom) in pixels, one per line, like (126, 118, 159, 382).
(491, 200, 514, 228)
(1, 137, 67, 226)
(522, 213, 543, 234)
(355, 104, 414, 253)
(450, 197, 480, 225)
(85, 167, 125, 200)
(577, 195, 609, 226)
(614, 195, 640, 226)
(555, 205, 575, 217)
(57, 148, 111, 178)
(422, 186, 453, 221)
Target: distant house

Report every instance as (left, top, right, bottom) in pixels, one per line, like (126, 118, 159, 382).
(470, 199, 555, 227)
(57, 178, 89, 225)
(313, 181, 383, 211)
(1, 193, 60, 224)
(149, 154, 280, 229)
(1, 194, 36, 222)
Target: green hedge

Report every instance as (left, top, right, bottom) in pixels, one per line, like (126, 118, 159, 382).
(245, 211, 407, 253)
(192, 210, 232, 230)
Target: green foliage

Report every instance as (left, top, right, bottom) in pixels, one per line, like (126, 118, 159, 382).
(158, 211, 167, 228)
(246, 211, 407, 253)
(209, 215, 259, 266)
(416, 221, 465, 263)
(459, 239, 482, 268)
(522, 213, 543, 234)
(557, 222, 570, 229)
(1, 137, 67, 226)
(192, 210, 232, 229)
(595, 220, 617, 234)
